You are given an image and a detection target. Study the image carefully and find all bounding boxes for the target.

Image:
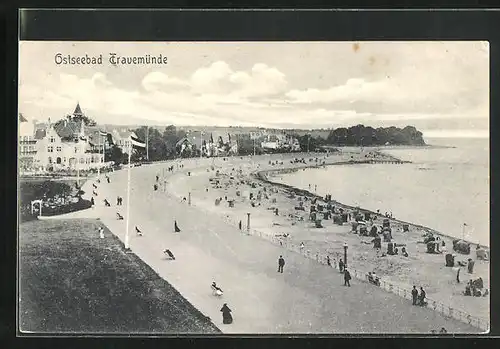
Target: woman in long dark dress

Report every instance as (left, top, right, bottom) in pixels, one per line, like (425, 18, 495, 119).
(220, 303, 233, 324)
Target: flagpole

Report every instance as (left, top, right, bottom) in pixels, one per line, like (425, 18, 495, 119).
(146, 126, 149, 161)
(102, 133, 105, 170)
(77, 139, 80, 187)
(98, 132, 101, 177)
(200, 131, 203, 159)
(462, 223, 466, 240)
(125, 142, 132, 250)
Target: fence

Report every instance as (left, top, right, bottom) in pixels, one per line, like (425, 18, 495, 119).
(164, 161, 489, 332)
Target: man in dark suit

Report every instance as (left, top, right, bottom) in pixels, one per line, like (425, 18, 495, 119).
(411, 286, 418, 305)
(344, 269, 352, 287)
(278, 255, 285, 273)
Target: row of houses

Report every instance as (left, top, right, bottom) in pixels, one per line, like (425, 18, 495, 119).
(175, 131, 239, 157)
(18, 103, 127, 173)
(18, 102, 303, 173)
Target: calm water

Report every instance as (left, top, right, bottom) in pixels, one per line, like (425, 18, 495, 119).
(275, 138, 490, 246)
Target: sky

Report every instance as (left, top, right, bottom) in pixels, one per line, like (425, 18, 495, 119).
(18, 41, 489, 137)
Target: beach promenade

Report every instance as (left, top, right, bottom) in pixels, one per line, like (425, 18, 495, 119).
(61, 154, 480, 333)
(163, 153, 489, 329)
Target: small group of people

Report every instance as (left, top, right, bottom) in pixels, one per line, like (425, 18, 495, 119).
(411, 286, 427, 306)
(116, 196, 123, 205)
(464, 277, 488, 297)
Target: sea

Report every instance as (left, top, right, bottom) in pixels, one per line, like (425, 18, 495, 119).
(274, 137, 490, 246)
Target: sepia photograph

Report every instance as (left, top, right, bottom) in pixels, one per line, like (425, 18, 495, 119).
(17, 40, 490, 334)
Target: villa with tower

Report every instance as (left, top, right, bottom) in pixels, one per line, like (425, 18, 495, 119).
(32, 103, 107, 172)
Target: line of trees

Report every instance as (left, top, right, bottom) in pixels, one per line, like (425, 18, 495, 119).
(291, 125, 425, 149)
(103, 124, 426, 165)
(325, 125, 425, 146)
(105, 125, 188, 164)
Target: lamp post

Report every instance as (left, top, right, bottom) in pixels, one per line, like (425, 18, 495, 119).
(247, 212, 251, 234)
(343, 242, 348, 268)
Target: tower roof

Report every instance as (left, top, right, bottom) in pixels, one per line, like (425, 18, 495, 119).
(73, 102, 83, 116)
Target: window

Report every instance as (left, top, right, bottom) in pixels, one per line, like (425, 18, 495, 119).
(49, 137, 55, 143)
(48, 157, 52, 164)
(80, 158, 84, 164)
(91, 157, 95, 163)
(75, 147, 78, 153)
(56, 146, 62, 152)
(63, 157, 66, 162)
(48, 146, 53, 153)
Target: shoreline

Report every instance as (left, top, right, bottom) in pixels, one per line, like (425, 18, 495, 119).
(164, 152, 489, 329)
(255, 160, 488, 250)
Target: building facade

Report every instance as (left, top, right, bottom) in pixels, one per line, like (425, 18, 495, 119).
(110, 128, 133, 154)
(18, 113, 37, 171)
(33, 104, 105, 172)
(260, 133, 301, 152)
(176, 130, 238, 157)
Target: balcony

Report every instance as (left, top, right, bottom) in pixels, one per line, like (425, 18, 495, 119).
(19, 140, 37, 145)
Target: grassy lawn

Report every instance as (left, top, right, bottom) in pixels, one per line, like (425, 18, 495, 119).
(18, 219, 221, 334)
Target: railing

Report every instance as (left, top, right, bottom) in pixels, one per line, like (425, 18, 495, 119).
(165, 161, 489, 332)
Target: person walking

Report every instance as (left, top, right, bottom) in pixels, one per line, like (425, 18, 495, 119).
(278, 255, 285, 273)
(456, 266, 461, 283)
(326, 255, 331, 266)
(220, 303, 233, 324)
(338, 258, 345, 273)
(90, 196, 95, 207)
(238, 220, 242, 230)
(418, 287, 427, 306)
(467, 258, 475, 274)
(344, 269, 352, 287)
(411, 285, 418, 305)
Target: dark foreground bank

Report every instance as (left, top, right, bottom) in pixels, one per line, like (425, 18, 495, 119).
(18, 219, 221, 334)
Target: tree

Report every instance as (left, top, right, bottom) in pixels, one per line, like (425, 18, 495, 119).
(106, 145, 126, 165)
(236, 134, 263, 155)
(66, 113, 96, 126)
(325, 125, 425, 146)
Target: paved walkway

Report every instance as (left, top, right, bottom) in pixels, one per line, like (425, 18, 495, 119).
(56, 158, 479, 334)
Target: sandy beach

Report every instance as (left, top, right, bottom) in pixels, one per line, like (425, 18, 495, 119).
(163, 150, 489, 330)
(56, 148, 487, 334)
